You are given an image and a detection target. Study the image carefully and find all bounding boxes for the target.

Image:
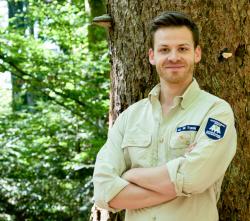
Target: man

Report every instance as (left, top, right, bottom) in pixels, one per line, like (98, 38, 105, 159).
(93, 11, 237, 221)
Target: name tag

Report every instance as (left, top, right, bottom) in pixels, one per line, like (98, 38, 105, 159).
(177, 125, 200, 132)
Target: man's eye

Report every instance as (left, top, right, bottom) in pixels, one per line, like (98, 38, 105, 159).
(179, 47, 188, 52)
(160, 48, 169, 52)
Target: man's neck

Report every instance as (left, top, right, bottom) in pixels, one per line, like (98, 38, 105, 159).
(159, 78, 193, 114)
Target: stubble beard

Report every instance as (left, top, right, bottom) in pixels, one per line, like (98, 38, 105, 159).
(158, 62, 195, 85)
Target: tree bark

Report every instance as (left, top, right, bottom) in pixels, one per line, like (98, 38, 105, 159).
(91, 1, 250, 220)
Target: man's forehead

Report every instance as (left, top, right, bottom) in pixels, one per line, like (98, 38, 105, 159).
(156, 42, 193, 47)
(154, 26, 193, 35)
(153, 27, 194, 47)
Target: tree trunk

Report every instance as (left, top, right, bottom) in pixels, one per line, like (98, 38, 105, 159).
(8, 0, 36, 111)
(87, 0, 107, 50)
(91, 1, 250, 220)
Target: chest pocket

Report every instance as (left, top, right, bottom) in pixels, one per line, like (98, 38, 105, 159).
(169, 131, 197, 159)
(121, 133, 152, 168)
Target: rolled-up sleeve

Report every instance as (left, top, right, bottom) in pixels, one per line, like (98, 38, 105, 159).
(167, 102, 237, 196)
(93, 112, 130, 212)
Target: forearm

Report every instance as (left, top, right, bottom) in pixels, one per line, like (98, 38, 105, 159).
(123, 165, 176, 196)
(109, 182, 175, 210)
(121, 143, 197, 196)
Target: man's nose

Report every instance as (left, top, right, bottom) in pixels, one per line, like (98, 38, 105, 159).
(167, 50, 180, 62)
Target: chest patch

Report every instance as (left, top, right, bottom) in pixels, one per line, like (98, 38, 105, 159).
(205, 118, 227, 140)
(176, 125, 200, 132)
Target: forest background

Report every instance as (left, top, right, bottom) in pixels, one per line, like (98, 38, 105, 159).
(0, 0, 108, 220)
(1, 0, 249, 221)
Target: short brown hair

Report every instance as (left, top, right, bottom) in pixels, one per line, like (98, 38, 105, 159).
(150, 11, 200, 48)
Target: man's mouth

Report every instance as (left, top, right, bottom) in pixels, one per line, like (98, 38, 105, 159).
(164, 65, 185, 71)
(165, 65, 185, 68)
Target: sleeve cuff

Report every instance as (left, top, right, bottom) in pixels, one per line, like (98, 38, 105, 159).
(98, 176, 129, 212)
(166, 158, 191, 197)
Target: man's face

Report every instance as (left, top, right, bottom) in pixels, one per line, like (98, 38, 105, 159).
(149, 26, 201, 86)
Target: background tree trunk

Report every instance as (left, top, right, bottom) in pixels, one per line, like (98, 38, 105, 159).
(87, 0, 107, 50)
(91, 1, 250, 220)
(8, 0, 36, 111)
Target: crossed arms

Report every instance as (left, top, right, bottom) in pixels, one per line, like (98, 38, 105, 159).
(108, 165, 177, 209)
(109, 143, 196, 209)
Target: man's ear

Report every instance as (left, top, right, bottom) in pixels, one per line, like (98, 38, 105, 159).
(148, 48, 155, 65)
(194, 45, 202, 63)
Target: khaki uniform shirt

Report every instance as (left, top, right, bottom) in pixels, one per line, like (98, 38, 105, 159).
(93, 79, 237, 221)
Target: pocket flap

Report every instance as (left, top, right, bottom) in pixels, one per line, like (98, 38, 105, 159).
(121, 134, 151, 148)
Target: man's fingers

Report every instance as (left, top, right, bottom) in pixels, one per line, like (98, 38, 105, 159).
(187, 142, 197, 152)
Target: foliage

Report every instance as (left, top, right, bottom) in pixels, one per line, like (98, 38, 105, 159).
(0, 104, 94, 220)
(0, 73, 12, 114)
(0, 0, 109, 220)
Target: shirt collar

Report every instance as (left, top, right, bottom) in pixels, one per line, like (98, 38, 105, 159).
(180, 79, 200, 109)
(148, 79, 201, 109)
(148, 84, 161, 102)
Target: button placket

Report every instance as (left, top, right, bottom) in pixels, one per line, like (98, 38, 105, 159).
(152, 121, 161, 165)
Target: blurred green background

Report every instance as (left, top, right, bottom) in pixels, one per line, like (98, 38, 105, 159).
(0, 0, 108, 220)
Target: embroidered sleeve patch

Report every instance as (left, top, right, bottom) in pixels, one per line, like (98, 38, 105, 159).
(205, 118, 227, 140)
(177, 125, 200, 132)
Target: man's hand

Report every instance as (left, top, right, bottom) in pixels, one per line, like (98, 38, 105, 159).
(186, 142, 197, 153)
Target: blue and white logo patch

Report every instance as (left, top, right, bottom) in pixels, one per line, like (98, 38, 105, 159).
(205, 118, 227, 140)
